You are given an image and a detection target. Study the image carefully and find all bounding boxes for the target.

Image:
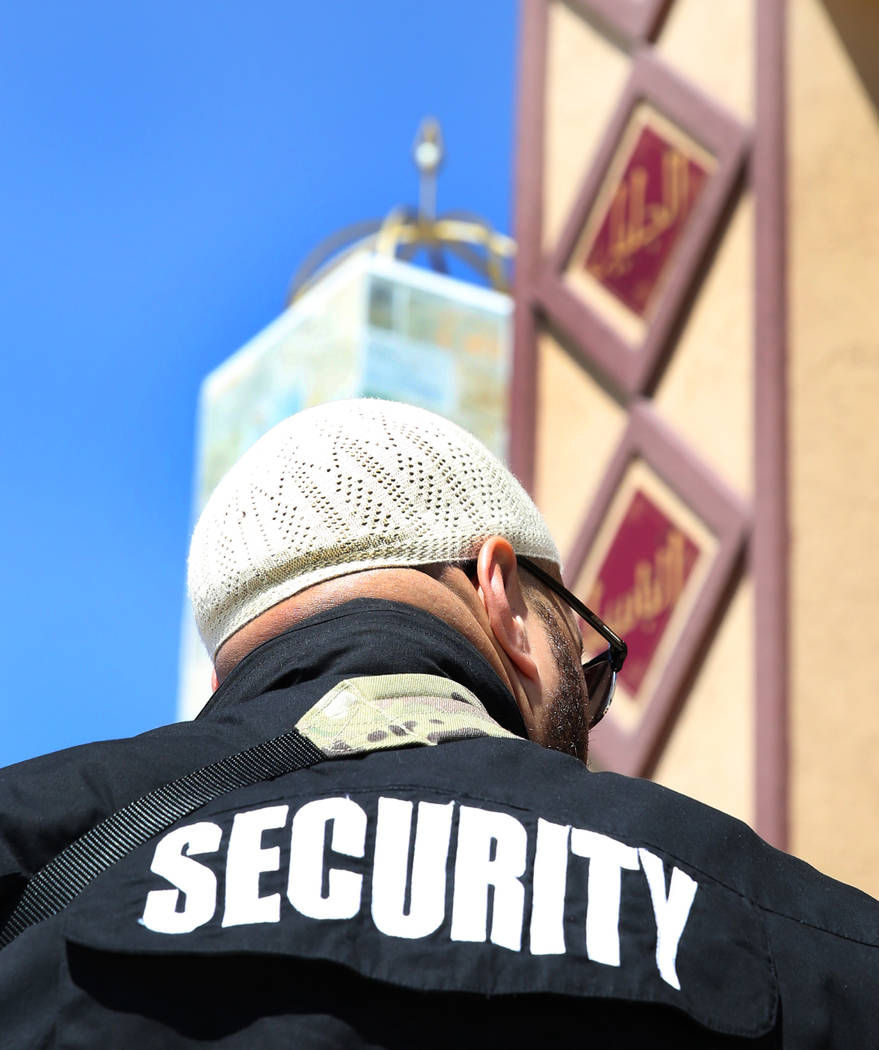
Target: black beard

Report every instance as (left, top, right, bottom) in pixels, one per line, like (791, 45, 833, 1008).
(535, 601, 591, 764)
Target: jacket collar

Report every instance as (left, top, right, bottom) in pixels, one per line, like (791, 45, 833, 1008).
(198, 598, 527, 738)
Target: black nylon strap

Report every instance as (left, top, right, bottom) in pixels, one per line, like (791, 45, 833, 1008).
(0, 727, 324, 949)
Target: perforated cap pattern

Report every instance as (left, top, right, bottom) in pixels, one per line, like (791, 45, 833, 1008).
(188, 399, 560, 657)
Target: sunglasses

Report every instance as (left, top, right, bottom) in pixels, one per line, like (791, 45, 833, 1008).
(516, 557, 627, 729)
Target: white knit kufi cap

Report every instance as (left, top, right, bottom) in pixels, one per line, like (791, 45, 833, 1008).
(188, 398, 561, 657)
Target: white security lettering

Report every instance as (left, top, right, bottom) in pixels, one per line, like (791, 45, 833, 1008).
(222, 804, 289, 927)
(638, 848, 698, 990)
(372, 797, 454, 939)
(141, 821, 222, 934)
(287, 797, 366, 919)
(137, 795, 703, 996)
(450, 805, 527, 951)
(529, 819, 570, 955)
(570, 828, 639, 967)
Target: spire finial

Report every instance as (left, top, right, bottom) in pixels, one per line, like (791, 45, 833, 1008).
(413, 117, 444, 220)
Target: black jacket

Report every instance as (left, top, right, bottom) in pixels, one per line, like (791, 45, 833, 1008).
(1, 600, 877, 1048)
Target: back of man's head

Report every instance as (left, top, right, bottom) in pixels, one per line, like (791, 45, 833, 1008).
(188, 398, 560, 660)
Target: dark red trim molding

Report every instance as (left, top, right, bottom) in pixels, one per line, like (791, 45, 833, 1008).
(568, 0, 672, 45)
(509, 0, 548, 490)
(753, 0, 789, 850)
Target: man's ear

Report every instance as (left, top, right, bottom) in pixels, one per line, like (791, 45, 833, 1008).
(475, 537, 539, 683)
(211, 668, 220, 693)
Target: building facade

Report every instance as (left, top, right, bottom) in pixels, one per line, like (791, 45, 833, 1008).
(510, 0, 879, 896)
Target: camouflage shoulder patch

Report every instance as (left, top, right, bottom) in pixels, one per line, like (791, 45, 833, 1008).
(296, 673, 520, 758)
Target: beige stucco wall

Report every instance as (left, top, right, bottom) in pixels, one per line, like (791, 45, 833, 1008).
(653, 576, 754, 826)
(789, 0, 879, 896)
(542, 0, 628, 252)
(534, 329, 627, 558)
(655, 0, 753, 123)
(652, 192, 754, 501)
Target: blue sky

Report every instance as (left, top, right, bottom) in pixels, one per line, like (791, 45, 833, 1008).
(0, 3, 517, 766)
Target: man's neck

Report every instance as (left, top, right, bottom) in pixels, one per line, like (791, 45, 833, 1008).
(200, 598, 528, 738)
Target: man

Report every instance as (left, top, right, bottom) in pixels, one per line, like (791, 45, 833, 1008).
(0, 398, 876, 1048)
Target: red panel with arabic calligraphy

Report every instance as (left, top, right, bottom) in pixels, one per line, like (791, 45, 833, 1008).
(586, 488, 700, 696)
(583, 124, 708, 318)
